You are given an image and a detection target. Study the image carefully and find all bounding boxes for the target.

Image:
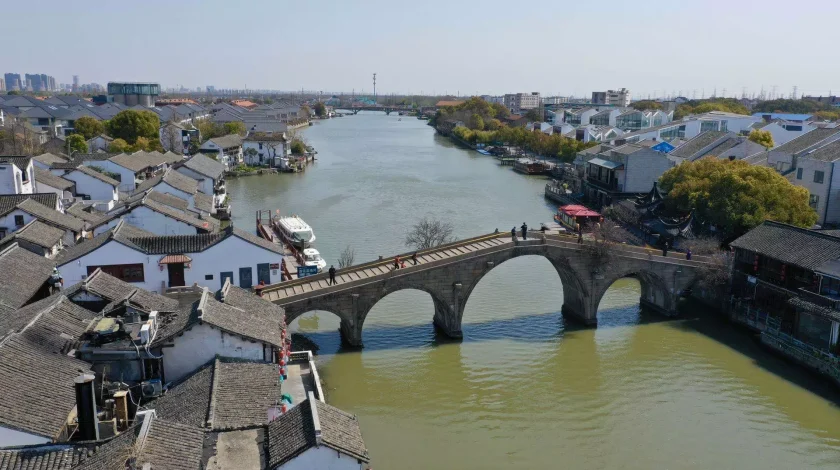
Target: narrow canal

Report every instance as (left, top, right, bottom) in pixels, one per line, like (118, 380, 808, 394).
(227, 113, 840, 469)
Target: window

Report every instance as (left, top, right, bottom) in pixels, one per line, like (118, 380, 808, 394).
(37, 118, 49, 126)
(205, 274, 214, 280)
(14, 215, 24, 226)
(258, 143, 263, 150)
(785, 125, 803, 132)
(814, 170, 825, 184)
(797, 168, 803, 180)
(821, 276, 840, 297)
(87, 264, 145, 282)
(809, 194, 819, 209)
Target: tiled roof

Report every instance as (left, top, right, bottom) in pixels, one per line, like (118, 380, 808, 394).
(731, 221, 840, 271)
(244, 132, 288, 142)
(35, 166, 75, 190)
(136, 419, 204, 470)
(103, 191, 218, 233)
(65, 202, 109, 224)
(16, 198, 85, 232)
(266, 397, 369, 467)
(162, 168, 199, 194)
(33, 152, 69, 166)
(193, 192, 213, 214)
(146, 190, 189, 211)
(71, 165, 119, 187)
(0, 337, 91, 439)
(71, 422, 139, 470)
(800, 139, 840, 163)
(65, 268, 180, 313)
(128, 231, 228, 254)
(142, 198, 218, 232)
(208, 134, 243, 149)
(670, 131, 729, 158)
(0, 243, 55, 314)
(220, 279, 285, 320)
(0, 444, 89, 470)
(181, 153, 225, 180)
(0, 294, 97, 355)
(10, 219, 65, 248)
(200, 289, 284, 347)
(144, 358, 281, 431)
(54, 220, 154, 265)
(771, 127, 840, 156)
(160, 151, 184, 165)
(233, 227, 285, 254)
(132, 173, 163, 194)
(0, 156, 32, 170)
(0, 193, 58, 217)
(108, 152, 165, 173)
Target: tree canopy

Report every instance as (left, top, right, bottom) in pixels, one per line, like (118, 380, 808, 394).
(452, 125, 596, 162)
(674, 98, 750, 119)
(66, 134, 88, 154)
(73, 116, 105, 140)
(290, 139, 306, 155)
(313, 102, 326, 117)
(630, 100, 663, 111)
(748, 129, 775, 149)
(108, 138, 131, 153)
(659, 157, 817, 239)
(752, 98, 831, 114)
(105, 110, 160, 144)
(433, 97, 509, 127)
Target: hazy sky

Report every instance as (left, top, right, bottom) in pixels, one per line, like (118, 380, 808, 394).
(3, 0, 835, 98)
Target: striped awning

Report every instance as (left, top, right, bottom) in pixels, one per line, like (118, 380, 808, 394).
(159, 254, 192, 264)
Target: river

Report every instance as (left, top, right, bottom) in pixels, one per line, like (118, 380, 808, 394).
(227, 112, 840, 469)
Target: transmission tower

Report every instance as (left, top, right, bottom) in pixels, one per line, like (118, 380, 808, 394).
(373, 73, 377, 103)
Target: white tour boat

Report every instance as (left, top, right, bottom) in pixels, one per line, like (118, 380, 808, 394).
(302, 248, 327, 272)
(274, 215, 316, 248)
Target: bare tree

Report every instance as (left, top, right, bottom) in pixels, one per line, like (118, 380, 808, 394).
(159, 121, 181, 153)
(405, 217, 455, 250)
(338, 245, 356, 269)
(581, 218, 622, 266)
(697, 251, 733, 290)
(685, 235, 721, 256)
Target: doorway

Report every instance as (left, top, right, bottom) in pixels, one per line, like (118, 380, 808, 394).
(168, 263, 185, 287)
(257, 263, 271, 285)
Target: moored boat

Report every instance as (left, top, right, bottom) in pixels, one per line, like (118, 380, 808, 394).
(513, 158, 554, 175)
(273, 215, 316, 249)
(554, 204, 602, 231)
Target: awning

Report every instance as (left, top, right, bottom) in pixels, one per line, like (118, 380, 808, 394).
(588, 157, 624, 170)
(788, 297, 840, 322)
(159, 254, 192, 264)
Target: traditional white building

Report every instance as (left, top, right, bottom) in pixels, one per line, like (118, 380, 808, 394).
(199, 134, 243, 168)
(0, 157, 35, 195)
(63, 166, 119, 201)
(242, 132, 290, 167)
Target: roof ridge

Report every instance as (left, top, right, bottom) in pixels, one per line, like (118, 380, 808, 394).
(207, 357, 221, 429)
(763, 220, 840, 241)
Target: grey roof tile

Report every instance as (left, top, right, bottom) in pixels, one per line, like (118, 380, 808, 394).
(162, 168, 198, 194)
(199, 290, 283, 347)
(136, 419, 204, 470)
(181, 154, 225, 180)
(208, 134, 243, 149)
(800, 139, 840, 163)
(670, 131, 729, 158)
(0, 444, 89, 469)
(16, 199, 85, 232)
(7, 219, 65, 248)
(0, 156, 32, 170)
(731, 221, 840, 271)
(144, 362, 214, 427)
(266, 397, 369, 467)
(146, 190, 189, 211)
(0, 294, 97, 355)
(33, 152, 70, 166)
(193, 192, 213, 214)
(0, 243, 55, 312)
(107, 152, 166, 173)
(0, 193, 58, 217)
(35, 166, 75, 190)
(65, 268, 180, 313)
(771, 127, 840, 156)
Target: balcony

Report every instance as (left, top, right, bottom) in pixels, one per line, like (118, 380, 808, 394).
(586, 176, 619, 191)
(798, 288, 840, 310)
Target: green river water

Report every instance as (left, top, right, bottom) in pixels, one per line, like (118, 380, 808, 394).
(227, 112, 840, 470)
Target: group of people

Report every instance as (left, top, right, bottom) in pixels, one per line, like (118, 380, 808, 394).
(511, 222, 528, 240)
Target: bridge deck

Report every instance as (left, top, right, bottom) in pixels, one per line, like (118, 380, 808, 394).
(261, 232, 711, 305)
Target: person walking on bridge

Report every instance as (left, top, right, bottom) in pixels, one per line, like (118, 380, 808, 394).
(511, 227, 517, 241)
(394, 256, 401, 270)
(521, 222, 528, 240)
(328, 265, 337, 285)
(411, 252, 418, 265)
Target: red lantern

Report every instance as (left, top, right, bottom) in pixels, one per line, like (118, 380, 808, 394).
(753, 254, 759, 273)
(281, 403, 288, 413)
(780, 264, 786, 282)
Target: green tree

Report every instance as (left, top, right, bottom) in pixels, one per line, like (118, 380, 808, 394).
(73, 116, 105, 140)
(524, 109, 541, 122)
(748, 129, 775, 149)
(223, 121, 246, 136)
(630, 100, 663, 111)
(6, 90, 20, 96)
(659, 157, 817, 239)
(485, 118, 502, 131)
(313, 102, 326, 117)
(108, 138, 131, 153)
(105, 110, 160, 144)
(290, 139, 306, 155)
(813, 110, 840, 121)
(66, 134, 88, 154)
(467, 114, 485, 130)
(300, 105, 312, 118)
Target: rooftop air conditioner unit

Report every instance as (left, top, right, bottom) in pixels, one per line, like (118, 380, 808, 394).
(141, 379, 162, 398)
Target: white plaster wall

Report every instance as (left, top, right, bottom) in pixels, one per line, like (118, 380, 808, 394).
(120, 206, 197, 235)
(57, 241, 166, 291)
(189, 236, 284, 289)
(825, 161, 840, 225)
(93, 217, 121, 236)
(0, 426, 51, 447)
(175, 167, 213, 195)
(762, 122, 815, 148)
(623, 149, 675, 193)
(82, 160, 136, 191)
(278, 447, 363, 470)
(0, 164, 29, 195)
(0, 209, 35, 234)
(790, 157, 833, 224)
(35, 181, 73, 201)
(162, 323, 268, 383)
(64, 171, 118, 201)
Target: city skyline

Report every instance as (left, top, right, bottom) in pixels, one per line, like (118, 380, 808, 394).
(2, 0, 838, 98)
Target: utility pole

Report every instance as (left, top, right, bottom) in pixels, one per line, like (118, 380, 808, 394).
(372, 73, 377, 104)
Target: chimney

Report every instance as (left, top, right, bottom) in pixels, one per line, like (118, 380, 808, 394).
(308, 391, 322, 445)
(74, 374, 99, 440)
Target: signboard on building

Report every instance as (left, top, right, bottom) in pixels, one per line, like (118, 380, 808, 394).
(270, 263, 280, 269)
(297, 266, 318, 278)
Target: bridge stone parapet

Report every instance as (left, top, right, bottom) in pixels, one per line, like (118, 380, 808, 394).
(267, 233, 705, 347)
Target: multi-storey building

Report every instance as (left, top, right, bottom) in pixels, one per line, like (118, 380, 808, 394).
(592, 88, 631, 107)
(503, 92, 541, 113)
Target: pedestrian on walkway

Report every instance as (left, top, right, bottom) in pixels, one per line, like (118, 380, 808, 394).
(255, 280, 266, 297)
(577, 228, 583, 244)
(412, 252, 418, 265)
(521, 222, 528, 240)
(394, 256, 401, 270)
(494, 228, 499, 234)
(662, 241, 669, 257)
(685, 248, 692, 261)
(511, 227, 517, 240)
(328, 265, 337, 285)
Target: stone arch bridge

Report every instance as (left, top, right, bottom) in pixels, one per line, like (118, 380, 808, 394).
(261, 233, 706, 347)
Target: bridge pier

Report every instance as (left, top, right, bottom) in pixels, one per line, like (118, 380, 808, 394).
(339, 318, 364, 348)
(433, 297, 463, 339)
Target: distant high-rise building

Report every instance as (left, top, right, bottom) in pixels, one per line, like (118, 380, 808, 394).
(207, 86, 215, 93)
(4, 73, 21, 90)
(108, 82, 160, 106)
(591, 88, 631, 107)
(72, 75, 79, 92)
(0, 78, 5, 91)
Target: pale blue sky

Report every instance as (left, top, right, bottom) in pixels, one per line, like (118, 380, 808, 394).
(3, 0, 834, 98)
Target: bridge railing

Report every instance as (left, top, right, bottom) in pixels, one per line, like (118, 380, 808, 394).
(261, 231, 509, 293)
